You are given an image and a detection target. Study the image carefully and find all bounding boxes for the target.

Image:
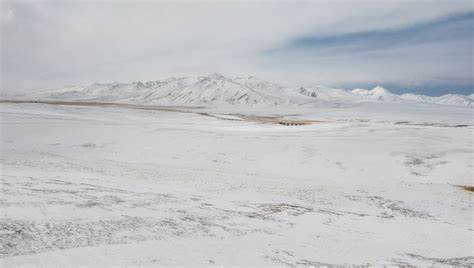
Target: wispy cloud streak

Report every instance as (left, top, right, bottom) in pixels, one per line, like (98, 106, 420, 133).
(273, 11, 473, 53)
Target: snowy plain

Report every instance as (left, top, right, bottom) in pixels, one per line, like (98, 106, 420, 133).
(1, 97, 473, 266)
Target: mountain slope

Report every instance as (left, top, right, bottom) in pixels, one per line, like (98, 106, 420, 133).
(351, 86, 398, 102)
(40, 74, 312, 107)
(400, 93, 473, 106)
(351, 86, 473, 106)
(23, 74, 474, 107)
(299, 85, 367, 103)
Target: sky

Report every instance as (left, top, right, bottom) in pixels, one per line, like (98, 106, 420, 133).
(1, 0, 473, 96)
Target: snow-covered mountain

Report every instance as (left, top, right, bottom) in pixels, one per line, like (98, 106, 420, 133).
(351, 86, 398, 102)
(351, 86, 473, 106)
(37, 74, 315, 107)
(23, 74, 474, 107)
(400, 93, 473, 107)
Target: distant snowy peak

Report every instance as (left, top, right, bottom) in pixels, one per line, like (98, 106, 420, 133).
(351, 86, 398, 102)
(350, 86, 473, 106)
(434, 95, 473, 106)
(203, 72, 227, 80)
(32, 74, 473, 107)
(299, 85, 365, 103)
(400, 93, 473, 107)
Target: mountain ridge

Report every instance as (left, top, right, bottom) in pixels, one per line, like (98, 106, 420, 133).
(10, 73, 474, 107)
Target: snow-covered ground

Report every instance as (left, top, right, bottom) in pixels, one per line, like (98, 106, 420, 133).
(1, 101, 473, 266)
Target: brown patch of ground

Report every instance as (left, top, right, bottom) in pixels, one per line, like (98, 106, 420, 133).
(457, 185, 474, 193)
(236, 114, 324, 126)
(197, 112, 326, 126)
(0, 100, 319, 125)
(0, 99, 205, 113)
(449, 184, 474, 193)
(395, 121, 469, 128)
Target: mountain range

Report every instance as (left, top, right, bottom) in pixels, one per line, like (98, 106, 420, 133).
(14, 73, 474, 107)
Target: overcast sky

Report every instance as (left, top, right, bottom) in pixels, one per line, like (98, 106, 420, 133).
(1, 0, 473, 95)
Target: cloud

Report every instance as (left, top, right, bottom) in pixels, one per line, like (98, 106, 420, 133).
(1, 0, 473, 95)
(279, 12, 473, 53)
(262, 11, 473, 94)
(0, 5, 14, 24)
